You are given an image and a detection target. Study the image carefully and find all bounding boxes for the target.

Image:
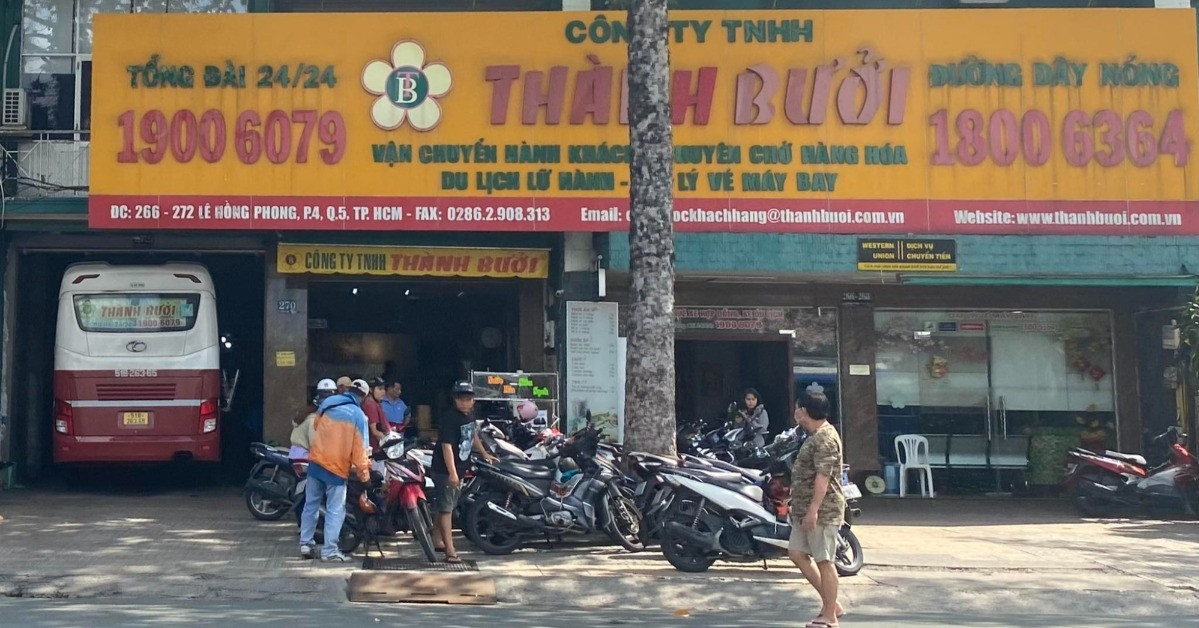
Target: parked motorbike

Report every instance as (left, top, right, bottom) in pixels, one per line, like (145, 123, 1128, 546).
(656, 461, 864, 577)
(735, 427, 805, 470)
(244, 442, 299, 521)
(476, 418, 563, 460)
(374, 434, 438, 562)
(464, 422, 643, 554)
(1065, 426, 1199, 517)
(629, 452, 769, 546)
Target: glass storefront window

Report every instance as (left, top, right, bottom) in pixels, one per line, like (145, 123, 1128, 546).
(875, 310, 1117, 460)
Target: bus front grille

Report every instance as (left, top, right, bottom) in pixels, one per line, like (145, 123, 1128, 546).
(95, 382, 178, 401)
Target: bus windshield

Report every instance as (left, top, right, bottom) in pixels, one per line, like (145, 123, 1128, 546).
(73, 293, 202, 333)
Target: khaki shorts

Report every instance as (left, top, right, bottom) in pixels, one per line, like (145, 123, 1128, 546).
(789, 522, 840, 563)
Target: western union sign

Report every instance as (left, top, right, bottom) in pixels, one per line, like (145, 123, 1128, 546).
(277, 244, 549, 279)
(857, 239, 957, 272)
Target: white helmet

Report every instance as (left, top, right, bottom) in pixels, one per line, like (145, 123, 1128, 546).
(316, 378, 337, 393)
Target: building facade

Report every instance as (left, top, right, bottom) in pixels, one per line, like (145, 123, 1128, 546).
(1, 0, 1196, 491)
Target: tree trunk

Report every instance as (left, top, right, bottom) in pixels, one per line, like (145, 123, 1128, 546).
(623, 0, 676, 456)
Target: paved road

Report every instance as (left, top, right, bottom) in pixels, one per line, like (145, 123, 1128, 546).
(0, 599, 1185, 628)
(2, 486, 1198, 619)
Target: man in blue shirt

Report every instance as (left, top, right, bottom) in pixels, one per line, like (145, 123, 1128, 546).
(380, 378, 410, 434)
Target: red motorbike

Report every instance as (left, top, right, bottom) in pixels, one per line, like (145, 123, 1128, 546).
(1065, 426, 1199, 518)
(376, 434, 438, 562)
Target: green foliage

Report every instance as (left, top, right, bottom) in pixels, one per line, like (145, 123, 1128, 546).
(1182, 284, 1199, 383)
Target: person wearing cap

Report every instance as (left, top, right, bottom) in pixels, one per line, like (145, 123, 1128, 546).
(300, 378, 372, 562)
(432, 381, 494, 563)
(335, 376, 353, 394)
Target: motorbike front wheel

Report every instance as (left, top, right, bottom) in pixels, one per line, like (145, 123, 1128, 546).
(835, 527, 864, 577)
(244, 468, 291, 521)
(1074, 471, 1119, 518)
(408, 502, 438, 563)
(659, 501, 717, 573)
(337, 512, 363, 555)
(465, 493, 523, 555)
(603, 490, 645, 553)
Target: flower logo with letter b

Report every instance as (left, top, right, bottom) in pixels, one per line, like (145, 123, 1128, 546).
(361, 41, 452, 131)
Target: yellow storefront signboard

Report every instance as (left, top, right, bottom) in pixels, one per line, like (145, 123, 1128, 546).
(90, 10, 1199, 235)
(277, 245, 549, 279)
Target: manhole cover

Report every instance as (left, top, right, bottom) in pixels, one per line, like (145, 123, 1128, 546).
(361, 557, 479, 572)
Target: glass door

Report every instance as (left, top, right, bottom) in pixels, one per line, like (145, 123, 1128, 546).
(987, 313, 1116, 447)
(875, 312, 993, 463)
(876, 310, 1118, 468)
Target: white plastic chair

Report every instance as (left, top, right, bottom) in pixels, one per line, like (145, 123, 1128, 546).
(894, 434, 935, 498)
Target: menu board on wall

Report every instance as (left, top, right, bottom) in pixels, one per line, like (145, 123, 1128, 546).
(565, 301, 622, 442)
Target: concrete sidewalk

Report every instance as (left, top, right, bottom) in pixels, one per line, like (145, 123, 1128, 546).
(1, 488, 1197, 618)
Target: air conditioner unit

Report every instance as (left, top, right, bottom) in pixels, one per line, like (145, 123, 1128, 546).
(2, 88, 28, 129)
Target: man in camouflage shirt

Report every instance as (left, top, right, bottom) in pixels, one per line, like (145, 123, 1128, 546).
(789, 392, 845, 627)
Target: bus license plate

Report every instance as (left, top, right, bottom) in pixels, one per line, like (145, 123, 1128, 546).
(122, 412, 150, 426)
(843, 483, 862, 500)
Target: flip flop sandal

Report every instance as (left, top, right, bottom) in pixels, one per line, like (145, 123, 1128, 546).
(444, 554, 463, 564)
(805, 620, 837, 628)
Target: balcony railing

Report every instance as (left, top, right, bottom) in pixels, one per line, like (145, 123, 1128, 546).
(1, 134, 90, 199)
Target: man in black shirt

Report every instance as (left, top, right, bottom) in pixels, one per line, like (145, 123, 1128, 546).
(431, 381, 492, 562)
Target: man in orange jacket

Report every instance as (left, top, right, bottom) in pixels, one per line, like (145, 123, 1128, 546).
(299, 379, 371, 562)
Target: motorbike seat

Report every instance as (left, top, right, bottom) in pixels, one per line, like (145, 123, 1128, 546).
(496, 459, 557, 479)
(703, 456, 758, 476)
(261, 450, 291, 466)
(677, 468, 744, 485)
(1103, 451, 1147, 467)
(732, 483, 764, 502)
(634, 452, 678, 466)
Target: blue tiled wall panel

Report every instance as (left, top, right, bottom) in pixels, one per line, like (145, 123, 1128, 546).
(604, 234, 1199, 276)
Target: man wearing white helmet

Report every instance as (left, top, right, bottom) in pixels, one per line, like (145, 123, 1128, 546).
(300, 378, 372, 562)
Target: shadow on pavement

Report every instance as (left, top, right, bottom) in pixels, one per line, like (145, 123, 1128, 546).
(861, 496, 1197, 527)
(0, 599, 1183, 628)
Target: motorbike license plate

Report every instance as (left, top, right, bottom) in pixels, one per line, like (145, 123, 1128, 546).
(122, 412, 150, 426)
(843, 483, 862, 500)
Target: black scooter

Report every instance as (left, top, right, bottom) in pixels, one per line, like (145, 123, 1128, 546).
(464, 423, 643, 554)
(244, 442, 300, 521)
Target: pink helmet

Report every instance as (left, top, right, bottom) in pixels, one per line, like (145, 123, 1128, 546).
(517, 400, 539, 421)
